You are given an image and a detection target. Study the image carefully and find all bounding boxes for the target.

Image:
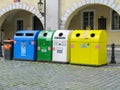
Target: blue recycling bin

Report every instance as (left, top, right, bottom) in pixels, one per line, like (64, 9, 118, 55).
(13, 30, 40, 61)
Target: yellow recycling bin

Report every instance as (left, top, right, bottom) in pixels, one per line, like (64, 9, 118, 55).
(70, 30, 85, 64)
(70, 30, 108, 66)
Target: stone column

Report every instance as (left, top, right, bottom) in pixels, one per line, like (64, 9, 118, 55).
(46, 0, 60, 30)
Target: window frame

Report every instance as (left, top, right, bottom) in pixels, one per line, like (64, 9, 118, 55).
(81, 10, 95, 30)
(110, 10, 120, 32)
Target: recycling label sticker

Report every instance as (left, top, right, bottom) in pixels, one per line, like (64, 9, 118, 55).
(57, 47, 63, 53)
(80, 43, 90, 48)
(21, 42, 26, 56)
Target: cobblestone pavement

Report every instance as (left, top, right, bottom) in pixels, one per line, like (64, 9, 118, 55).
(0, 51, 120, 90)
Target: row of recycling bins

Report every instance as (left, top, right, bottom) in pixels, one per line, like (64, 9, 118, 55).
(3, 29, 108, 66)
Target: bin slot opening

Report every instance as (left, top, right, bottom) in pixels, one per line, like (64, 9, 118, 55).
(76, 33, 80, 37)
(16, 33, 23, 36)
(59, 33, 63, 37)
(43, 33, 47, 37)
(26, 33, 34, 36)
(90, 33, 95, 37)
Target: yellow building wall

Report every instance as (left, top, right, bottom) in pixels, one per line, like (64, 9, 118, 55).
(0, 0, 38, 10)
(68, 5, 110, 29)
(60, 0, 120, 16)
(0, 0, 39, 40)
(60, 0, 120, 45)
(107, 32, 120, 45)
(115, 0, 120, 4)
(60, 0, 80, 16)
(0, 0, 120, 45)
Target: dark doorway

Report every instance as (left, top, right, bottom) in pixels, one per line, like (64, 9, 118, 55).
(98, 16, 106, 30)
(33, 16, 43, 30)
(17, 19, 23, 31)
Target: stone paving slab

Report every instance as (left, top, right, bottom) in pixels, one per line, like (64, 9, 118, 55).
(0, 58, 120, 90)
(0, 50, 119, 90)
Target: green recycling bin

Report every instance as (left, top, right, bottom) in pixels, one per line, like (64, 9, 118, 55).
(37, 30, 55, 61)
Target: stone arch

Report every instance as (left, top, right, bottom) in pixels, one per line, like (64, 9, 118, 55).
(61, 0, 120, 29)
(0, 2, 44, 27)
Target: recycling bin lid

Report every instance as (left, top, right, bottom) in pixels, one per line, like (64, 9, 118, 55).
(38, 30, 55, 41)
(80, 30, 108, 43)
(53, 30, 72, 41)
(14, 30, 40, 40)
(70, 30, 85, 42)
(3, 40, 14, 43)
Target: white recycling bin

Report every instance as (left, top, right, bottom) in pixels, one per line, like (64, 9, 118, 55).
(52, 30, 72, 63)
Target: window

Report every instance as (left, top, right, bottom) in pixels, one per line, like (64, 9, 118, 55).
(82, 11, 94, 30)
(112, 10, 120, 30)
(16, 19, 23, 31)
